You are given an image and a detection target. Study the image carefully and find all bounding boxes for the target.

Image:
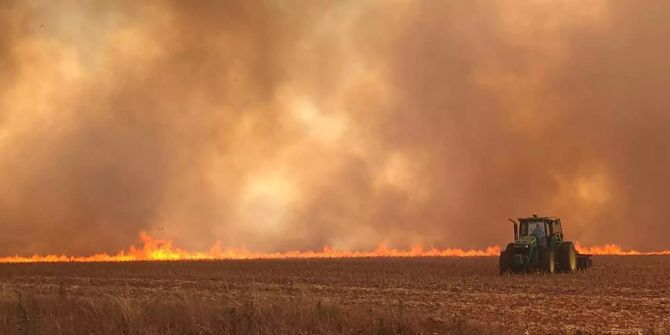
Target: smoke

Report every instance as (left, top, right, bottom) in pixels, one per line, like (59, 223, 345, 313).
(0, 0, 669, 255)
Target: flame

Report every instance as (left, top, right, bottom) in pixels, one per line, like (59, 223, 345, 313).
(575, 242, 670, 256)
(1, 234, 669, 263)
(0, 232, 500, 263)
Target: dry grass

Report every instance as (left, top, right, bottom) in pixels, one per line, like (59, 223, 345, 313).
(0, 288, 494, 335)
(0, 256, 668, 334)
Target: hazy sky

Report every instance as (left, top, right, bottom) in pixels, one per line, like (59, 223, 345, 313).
(1, 0, 669, 255)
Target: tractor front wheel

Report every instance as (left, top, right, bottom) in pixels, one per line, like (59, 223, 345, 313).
(541, 250, 555, 274)
(559, 242, 577, 273)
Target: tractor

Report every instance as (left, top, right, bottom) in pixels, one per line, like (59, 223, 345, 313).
(499, 215, 592, 274)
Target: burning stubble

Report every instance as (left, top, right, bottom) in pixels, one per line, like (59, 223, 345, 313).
(1, 0, 669, 257)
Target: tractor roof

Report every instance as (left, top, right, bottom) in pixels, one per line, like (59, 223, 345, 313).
(518, 215, 559, 222)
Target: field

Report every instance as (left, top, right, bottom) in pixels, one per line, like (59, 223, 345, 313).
(0, 256, 668, 334)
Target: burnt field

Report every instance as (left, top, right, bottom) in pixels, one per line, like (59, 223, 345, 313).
(0, 256, 668, 334)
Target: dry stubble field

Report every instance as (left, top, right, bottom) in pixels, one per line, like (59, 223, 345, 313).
(0, 256, 668, 334)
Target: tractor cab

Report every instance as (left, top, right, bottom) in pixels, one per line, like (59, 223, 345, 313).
(516, 215, 564, 248)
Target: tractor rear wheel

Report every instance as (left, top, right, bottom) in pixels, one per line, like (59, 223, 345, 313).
(499, 251, 512, 274)
(541, 250, 555, 274)
(559, 242, 577, 273)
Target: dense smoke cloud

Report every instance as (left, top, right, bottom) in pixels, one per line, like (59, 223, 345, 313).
(0, 0, 668, 255)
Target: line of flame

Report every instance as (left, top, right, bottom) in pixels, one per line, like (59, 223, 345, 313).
(575, 242, 670, 256)
(0, 233, 668, 263)
(0, 232, 500, 263)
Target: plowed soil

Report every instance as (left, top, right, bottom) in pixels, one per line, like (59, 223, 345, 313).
(0, 256, 668, 334)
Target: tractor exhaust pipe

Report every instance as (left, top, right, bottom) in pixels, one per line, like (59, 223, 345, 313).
(508, 218, 519, 241)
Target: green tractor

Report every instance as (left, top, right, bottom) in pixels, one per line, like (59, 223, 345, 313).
(499, 215, 592, 274)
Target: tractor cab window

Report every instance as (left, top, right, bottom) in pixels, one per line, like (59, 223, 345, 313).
(522, 221, 548, 248)
(553, 220, 562, 234)
(520, 221, 546, 238)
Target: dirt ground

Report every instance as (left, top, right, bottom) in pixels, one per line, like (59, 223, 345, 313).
(0, 256, 668, 334)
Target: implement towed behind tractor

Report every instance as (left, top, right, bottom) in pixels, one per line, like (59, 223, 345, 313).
(500, 215, 592, 274)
